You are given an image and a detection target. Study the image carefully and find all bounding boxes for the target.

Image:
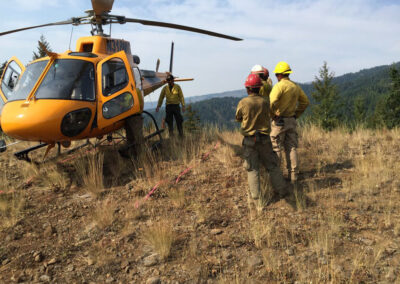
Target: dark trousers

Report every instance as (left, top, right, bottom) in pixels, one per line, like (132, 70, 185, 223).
(165, 104, 183, 137)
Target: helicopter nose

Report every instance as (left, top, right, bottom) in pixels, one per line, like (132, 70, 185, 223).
(1, 100, 94, 142)
(1, 101, 59, 141)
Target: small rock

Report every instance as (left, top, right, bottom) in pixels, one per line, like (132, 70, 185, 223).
(222, 251, 233, 260)
(393, 182, 400, 192)
(2, 258, 10, 265)
(332, 264, 343, 273)
(87, 258, 95, 266)
(47, 258, 57, 265)
(39, 274, 51, 282)
(105, 277, 115, 283)
(385, 268, 396, 282)
(121, 260, 130, 269)
(146, 277, 161, 284)
(34, 253, 43, 262)
(247, 255, 263, 270)
(360, 238, 375, 246)
(43, 225, 56, 238)
(285, 248, 295, 256)
(66, 264, 74, 272)
(143, 254, 159, 267)
(211, 229, 223, 235)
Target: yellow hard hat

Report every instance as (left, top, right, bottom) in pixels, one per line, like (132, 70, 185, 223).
(274, 61, 292, 74)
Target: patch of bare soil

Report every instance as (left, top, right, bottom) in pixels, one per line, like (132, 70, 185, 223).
(1, 128, 400, 283)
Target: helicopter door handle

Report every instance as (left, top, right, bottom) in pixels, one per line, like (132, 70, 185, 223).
(131, 84, 134, 91)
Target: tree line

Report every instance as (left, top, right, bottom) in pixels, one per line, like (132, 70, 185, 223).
(308, 61, 400, 130)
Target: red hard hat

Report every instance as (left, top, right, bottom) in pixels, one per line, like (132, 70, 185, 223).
(262, 67, 269, 78)
(244, 73, 263, 88)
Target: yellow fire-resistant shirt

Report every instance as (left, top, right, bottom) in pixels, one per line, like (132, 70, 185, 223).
(259, 78, 273, 103)
(236, 93, 271, 136)
(269, 77, 309, 118)
(157, 83, 185, 108)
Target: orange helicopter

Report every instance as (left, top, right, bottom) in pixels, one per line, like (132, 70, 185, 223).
(0, 0, 241, 161)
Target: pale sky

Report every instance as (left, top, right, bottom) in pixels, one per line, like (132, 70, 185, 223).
(0, 0, 399, 102)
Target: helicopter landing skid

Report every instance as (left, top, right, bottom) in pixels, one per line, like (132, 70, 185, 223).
(14, 143, 48, 162)
(13, 140, 93, 163)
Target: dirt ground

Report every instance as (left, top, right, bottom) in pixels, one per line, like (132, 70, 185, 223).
(0, 127, 400, 283)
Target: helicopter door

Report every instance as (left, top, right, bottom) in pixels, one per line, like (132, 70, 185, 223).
(0, 57, 25, 112)
(97, 51, 139, 129)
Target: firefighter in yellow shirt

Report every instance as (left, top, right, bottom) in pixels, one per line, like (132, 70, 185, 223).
(236, 73, 289, 204)
(156, 74, 186, 137)
(270, 61, 310, 183)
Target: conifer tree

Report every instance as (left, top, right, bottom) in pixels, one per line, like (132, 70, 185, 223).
(32, 35, 53, 60)
(382, 65, 400, 129)
(184, 104, 201, 133)
(311, 62, 342, 130)
(353, 95, 367, 126)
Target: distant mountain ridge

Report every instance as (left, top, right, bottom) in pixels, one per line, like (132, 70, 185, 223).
(144, 89, 245, 110)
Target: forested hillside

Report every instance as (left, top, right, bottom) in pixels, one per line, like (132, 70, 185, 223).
(179, 61, 400, 129)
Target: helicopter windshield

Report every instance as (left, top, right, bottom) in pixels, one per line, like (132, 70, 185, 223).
(35, 59, 95, 101)
(9, 61, 48, 101)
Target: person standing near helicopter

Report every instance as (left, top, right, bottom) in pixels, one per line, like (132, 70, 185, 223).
(269, 61, 309, 183)
(156, 74, 186, 138)
(236, 73, 289, 204)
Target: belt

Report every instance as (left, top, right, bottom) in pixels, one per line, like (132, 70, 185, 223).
(274, 115, 296, 119)
(243, 133, 269, 144)
(246, 133, 269, 138)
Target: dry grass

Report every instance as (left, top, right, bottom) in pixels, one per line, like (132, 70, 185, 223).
(74, 152, 104, 196)
(92, 197, 117, 229)
(168, 187, 186, 208)
(40, 163, 69, 190)
(142, 220, 175, 261)
(0, 170, 24, 229)
(0, 195, 24, 229)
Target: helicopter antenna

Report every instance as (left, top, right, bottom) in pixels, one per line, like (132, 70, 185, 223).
(68, 25, 74, 50)
(169, 41, 174, 73)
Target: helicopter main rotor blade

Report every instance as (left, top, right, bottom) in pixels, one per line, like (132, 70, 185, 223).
(91, 0, 114, 16)
(124, 18, 242, 41)
(0, 20, 74, 37)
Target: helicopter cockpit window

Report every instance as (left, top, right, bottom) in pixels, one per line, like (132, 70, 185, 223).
(35, 59, 95, 101)
(102, 58, 128, 96)
(0, 96, 4, 114)
(1, 61, 23, 100)
(9, 61, 48, 102)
